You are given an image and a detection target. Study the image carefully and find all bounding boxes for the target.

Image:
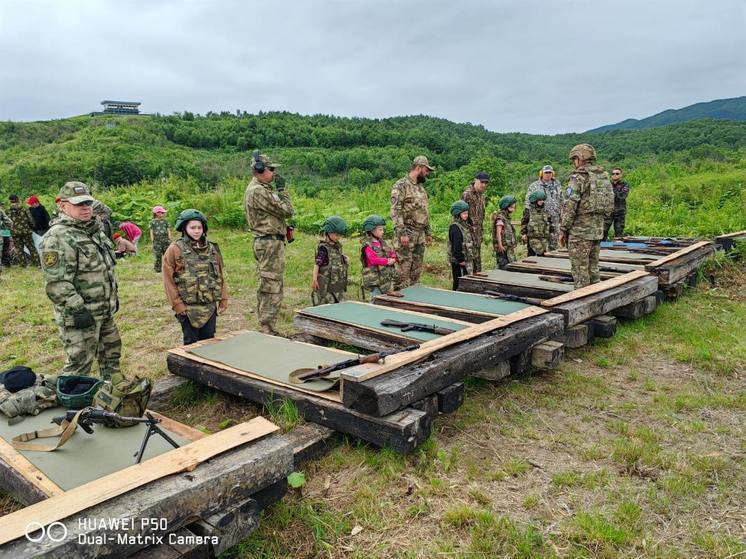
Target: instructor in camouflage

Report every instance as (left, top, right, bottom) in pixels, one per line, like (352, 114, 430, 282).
(390, 155, 434, 288)
(461, 171, 489, 272)
(560, 144, 614, 288)
(8, 194, 40, 267)
(244, 150, 293, 335)
(40, 182, 121, 380)
(525, 165, 562, 250)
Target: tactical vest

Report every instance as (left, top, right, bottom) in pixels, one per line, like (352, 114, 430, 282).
(447, 218, 477, 264)
(316, 239, 348, 302)
(360, 234, 397, 292)
(527, 205, 551, 239)
(173, 238, 223, 306)
(582, 167, 614, 215)
(498, 210, 517, 248)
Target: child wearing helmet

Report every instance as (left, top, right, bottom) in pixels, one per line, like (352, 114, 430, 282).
(162, 209, 228, 345)
(360, 215, 397, 300)
(311, 216, 349, 305)
(520, 190, 554, 256)
(149, 206, 172, 272)
(491, 195, 518, 269)
(448, 200, 477, 290)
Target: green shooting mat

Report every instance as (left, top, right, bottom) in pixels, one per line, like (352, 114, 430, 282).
(467, 269, 574, 291)
(520, 256, 642, 272)
(1, 408, 190, 491)
(395, 285, 530, 315)
(546, 249, 657, 262)
(299, 302, 468, 342)
(187, 331, 357, 394)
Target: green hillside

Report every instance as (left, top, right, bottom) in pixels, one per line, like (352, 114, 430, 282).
(0, 113, 744, 237)
(587, 96, 746, 133)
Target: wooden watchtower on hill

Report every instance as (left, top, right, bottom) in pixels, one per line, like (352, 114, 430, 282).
(99, 100, 141, 115)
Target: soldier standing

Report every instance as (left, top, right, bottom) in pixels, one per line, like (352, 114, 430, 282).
(40, 182, 121, 380)
(244, 150, 293, 335)
(560, 144, 614, 288)
(390, 155, 434, 288)
(492, 195, 518, 269)
(149, 206, 172, 272)
(461, 171, 489, 272)
(525, 165, 562, 250)
(8, 194, 40, 267)
(604, 167, 630, 239)
(521, 190, 554, 256)
(0, 204, 11, 275)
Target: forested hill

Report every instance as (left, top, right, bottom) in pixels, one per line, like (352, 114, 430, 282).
(587, 96, 746, 133)
(1, 112, 746, 192)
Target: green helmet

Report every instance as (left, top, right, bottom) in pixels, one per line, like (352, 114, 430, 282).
(175, 209, 208, 233)
(499, 195, 517, 210)
(322, 216, 348, 235)
(363, 215, 386, 232)
(56, 375, 103, 410)
(450, 200, 469, 216)
(528, 190, 547, 204)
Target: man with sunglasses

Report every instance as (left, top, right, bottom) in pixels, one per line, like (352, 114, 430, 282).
(604, 167, 630, 239)
(244, 151, 293, 335)
(525, 165, 562, 250)
(461, 171, 489, 272)
(40, 181, 121, 380)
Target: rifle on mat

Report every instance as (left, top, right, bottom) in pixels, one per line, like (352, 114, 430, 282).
(483, 290, 543, 306)
(289, 344, 420, 384)
(380, 319, 456, 335)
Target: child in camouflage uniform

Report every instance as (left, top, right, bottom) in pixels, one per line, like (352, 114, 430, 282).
(149, 206, 172, 272)
(520, 190, 554, 256)
(311, 216, 349, 305)
(491, 195, 518, 269)
(360, 215, 398, 300)
(448, 200, 477, 290)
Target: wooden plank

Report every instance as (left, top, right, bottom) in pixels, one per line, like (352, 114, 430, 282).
(715, 229, 746, 240)
(541, 270, 650, 307)
(645, 241, 712, 268)
(147, 411, 206, 442)
(0, 417, 279, 546)
(458, 275, 567, 300)
(374, 296, 498, 323)
(294, 313, 416, 352)
(0, 436, 63, 500)
(340, 306, 549, 383)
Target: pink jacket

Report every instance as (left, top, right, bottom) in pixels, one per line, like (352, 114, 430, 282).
(120, 222, 142, 241)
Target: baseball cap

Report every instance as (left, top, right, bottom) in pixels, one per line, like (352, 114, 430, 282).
(541, 165, 554, 173)
(475, 172, 490, 181)
(251, 152, 281, 171)
(412, 155, 435, 170)
(58, 181, 94, 204)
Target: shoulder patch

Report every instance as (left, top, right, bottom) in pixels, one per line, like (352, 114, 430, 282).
(566, 186, 573, 196)
(42, 251, 59, 268)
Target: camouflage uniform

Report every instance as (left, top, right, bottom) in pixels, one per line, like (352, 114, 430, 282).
(360, 233, 397, 298)
(461, 185, 485, 272)
(0, 208, 10, 274)
(603, 180, 630, 239)
(520, 203, 553, 256)
(525, 178, 562, 250)
(149, 218, 171, 272)
(312, 239, 348, 305)
(8, 203, 40, 267)
(492, 210, 517, 269)
(244, 176, 293, 333)
(92, 200, 114, 239)
(40, 209, 121, 381)
(391, 176, 430, 288)
(561, 164, 613, 287)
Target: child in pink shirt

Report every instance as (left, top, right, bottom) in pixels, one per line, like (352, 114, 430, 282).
(115, 221, 142, 252)
(360, 215, 397, 299)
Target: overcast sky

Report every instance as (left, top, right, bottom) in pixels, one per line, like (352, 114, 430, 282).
(1, 0, 744, 134)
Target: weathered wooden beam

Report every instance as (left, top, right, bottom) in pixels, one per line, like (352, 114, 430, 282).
(373, 296, 494, 323)
(458, 276, 565, 300)
(0, 431, 293, 558)
(613, 294, 658, 320)
(341, 313, 564, 416)
(293, 313, 405, 351)
(167, 353, 433, 453)
(530, 340, 564, 369)
(472, 361, 511, 382)
(554, 323, 593, 349)
(588, 315, 617, 338)
(436, 383, 465, 414)
(545, 275, 659, 327)
(645, 243, 715, 285)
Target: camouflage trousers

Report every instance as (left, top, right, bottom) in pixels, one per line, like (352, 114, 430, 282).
(495, 247, 516, 270)
(395, 229, 426, 289)
(0, 237, 3, 273)
(567, 238, 601, 288)
(15, 232, 39, 267)
(58, 314, 122, 380)
(549, 218, 560, 251)
(253, 238, 285, 332)
(603, 211, 626, 240)
(473, 237, 483, 273)
(153, 241, 169, 272)
(528, 237, 549, 256)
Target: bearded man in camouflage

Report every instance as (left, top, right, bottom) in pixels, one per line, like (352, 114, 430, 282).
(244, 150, 293, 335)
(560, 144, 614, 288)
(391, 155, 434, 288)
(461, 171, 489, 272)
(40, 182, 121, 380)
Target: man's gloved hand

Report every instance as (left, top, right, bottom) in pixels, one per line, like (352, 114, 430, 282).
(72, 308, 95, 329)
(274, 175, 286, 192)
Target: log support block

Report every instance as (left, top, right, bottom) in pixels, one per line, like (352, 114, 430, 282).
(436, 383, 465, 414)
(554, 323, 592, 349)
(530, 340, 564, 370)
(588, 315, 617, 338)
(613, 294, 658, 320)
(473, 361, 511, 382)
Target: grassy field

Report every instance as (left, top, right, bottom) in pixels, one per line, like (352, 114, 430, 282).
(0, 231, 744, 558)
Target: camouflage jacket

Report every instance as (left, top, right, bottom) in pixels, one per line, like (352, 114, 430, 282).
(390, 175, 431, 237)
(612, 180, 630, 212)
(447, 218, 477, 264)
(520, 203, 553, 239)
(525, 179, 561, 225)
(0, 208, 12, 232)
(40, 214, 119, 325)
(461, 185, 485, 244)
(149, 218, 171, 245)
(561, 164, 613, 241)
(316, 239, 348, 302)
(492, 210, 517, 250)
(8, 205, 34, 237)
(91, 200, 114, 238)
(244, 177, 294, 237)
